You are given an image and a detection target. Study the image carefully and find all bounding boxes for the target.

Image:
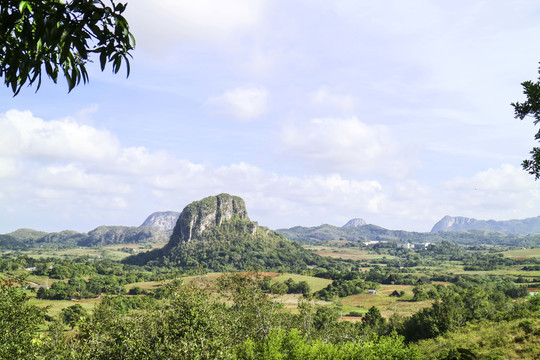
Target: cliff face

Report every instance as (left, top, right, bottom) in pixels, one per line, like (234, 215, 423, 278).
(140, 211, 181, 231)
(431, 216, 476, 232)
(167, 193, 249, 247)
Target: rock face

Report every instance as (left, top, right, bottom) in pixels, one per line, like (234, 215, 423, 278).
(431, 216, 476, 232)
(431, 215, 540, 234)
(342, 218, 367, 227)
(140, 211, 181, 231)
(168, 193, 249, 246)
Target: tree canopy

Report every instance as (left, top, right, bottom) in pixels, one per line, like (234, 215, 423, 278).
(512, 67, 540, 179)
(0, 0, 134, 95)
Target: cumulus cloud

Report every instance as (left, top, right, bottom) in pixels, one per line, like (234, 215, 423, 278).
(0, 109, 396, 231)
(281, 117, 412, 177)
(310, 87, 357, 113)
(0, 110, 120, 161)
(3, 109, 540, 234)
(440, 164, 540, 218)
(207, 86, 268, 120)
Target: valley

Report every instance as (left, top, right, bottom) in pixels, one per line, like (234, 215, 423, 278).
(2, 194, 540, 359)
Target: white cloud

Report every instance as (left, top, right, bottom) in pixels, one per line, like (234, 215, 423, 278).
(310, 87, 357, 112)
(3, 110, 540, 234)
(207, 86, 268, 120)
(0, 110, 120, 161)
(440, 164, 540, 219)
(281, 117, 413, 177)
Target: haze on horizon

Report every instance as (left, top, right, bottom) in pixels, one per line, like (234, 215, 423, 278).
(2, 1, 540, 234)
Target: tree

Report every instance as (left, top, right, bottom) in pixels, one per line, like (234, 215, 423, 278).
(512, 67, 540, 179)
(0, 278, 45, 359)
(0, 0, 134, 95)
(60, 303, 87, 329)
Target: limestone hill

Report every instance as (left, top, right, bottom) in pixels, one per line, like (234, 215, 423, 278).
(123, 194, 348, 273)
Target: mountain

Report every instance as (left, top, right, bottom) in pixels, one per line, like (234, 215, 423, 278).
(78, 226, 169, 247)
(1, 225, 169, 249)
(343, 218, 367, 227)
(0, 234, 27, 250)
(168, 193, 248, 247)
(431, 215, 540, 234)
(140, 211, 181, 231)
(277, 222, 540, 247)
(6, 228, 49, 242)
(124, 193, 349, 273)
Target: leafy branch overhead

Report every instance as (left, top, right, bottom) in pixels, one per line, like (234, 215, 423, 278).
(512, 66, 540, 179)
(0, 0, 135, 95)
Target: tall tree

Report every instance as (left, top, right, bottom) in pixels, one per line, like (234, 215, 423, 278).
(512, 67, 540, 179)
(0, 0, 134, 95)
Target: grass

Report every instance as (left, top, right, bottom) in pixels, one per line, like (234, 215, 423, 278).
(338, 284, 433, 318)
(28, 297, 101, 318)
(502, 248, 540, 259)
(271, 273, 332, 292)
(303, 245, 396, 261)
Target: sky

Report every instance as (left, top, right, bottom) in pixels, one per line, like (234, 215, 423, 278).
(3, 0, 540, 234)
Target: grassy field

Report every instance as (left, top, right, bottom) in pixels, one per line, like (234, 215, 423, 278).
(28, 297, 101, 318)
(303, 245, 396, 261)
(271, 273, 332, 292)
(339, 284, 433, 318)
(502, 248, 540, 259)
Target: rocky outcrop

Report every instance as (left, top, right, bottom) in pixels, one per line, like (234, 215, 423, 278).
(342, 218, 367, 227)
(431, 215, 540, 234)
(168, 193, 249, 246)
(431, 216, 476, 232)
(140, 211, 181, 231)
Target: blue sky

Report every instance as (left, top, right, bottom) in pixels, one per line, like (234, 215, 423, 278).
(2, 0, 540, 233)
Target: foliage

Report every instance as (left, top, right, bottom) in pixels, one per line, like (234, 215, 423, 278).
(236, 329, 421, 360)
(0, 277, 45, 360)
(512, 67, 540, 179)
(60, 303, 87, 329)
(0, 0, 134, 94)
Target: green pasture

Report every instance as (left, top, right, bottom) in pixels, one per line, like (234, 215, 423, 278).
(271, 273, 332, 292)
(304, 245, 396, 261)
(502, 248, 540, 259)
(28, 297, 101, 318)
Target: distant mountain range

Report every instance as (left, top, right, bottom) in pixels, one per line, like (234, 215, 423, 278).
(4, 210, 540, 252)
(277, 217, 540, 247)
(431, 215, 540, 234)
(0, 225, 169, 250)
